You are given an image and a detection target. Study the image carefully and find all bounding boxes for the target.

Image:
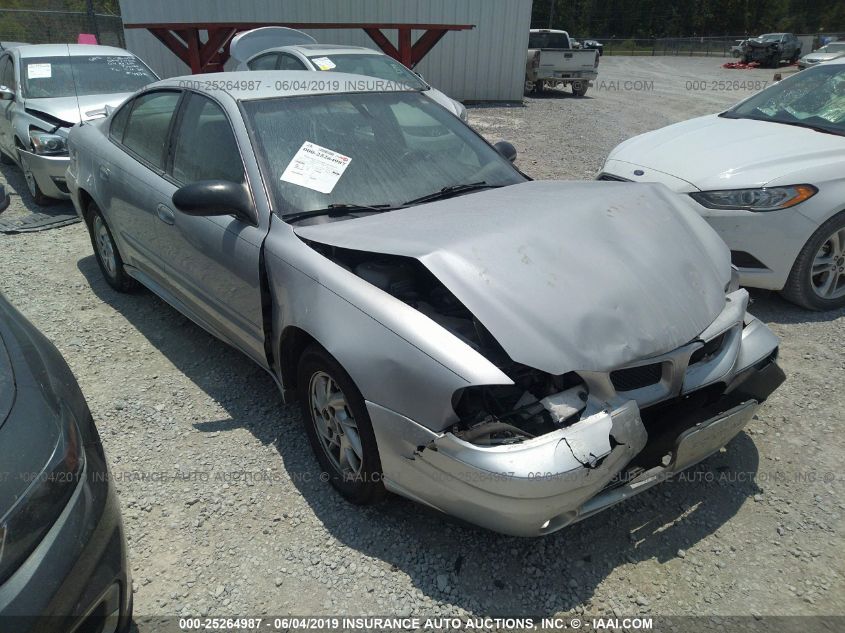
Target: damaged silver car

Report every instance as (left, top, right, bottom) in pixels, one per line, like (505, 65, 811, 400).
(67, 71, 785, 536)
(0, 43, 157, 204)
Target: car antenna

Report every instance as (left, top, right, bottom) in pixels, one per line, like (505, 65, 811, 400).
(68, 43, 85, 126)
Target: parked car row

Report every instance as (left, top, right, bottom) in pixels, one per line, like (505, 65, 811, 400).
(6, 28, 845, 628)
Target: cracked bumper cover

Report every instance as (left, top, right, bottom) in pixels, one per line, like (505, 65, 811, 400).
(368, 315, 784, 536)
(17, 150, 70, 199)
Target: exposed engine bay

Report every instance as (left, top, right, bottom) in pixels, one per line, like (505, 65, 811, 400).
(310, 243, 595, 445)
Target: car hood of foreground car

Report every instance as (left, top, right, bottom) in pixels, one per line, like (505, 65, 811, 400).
(295, 181, 731, 375)
(24, 92, 134, 126)
(606, 114, 845, 191)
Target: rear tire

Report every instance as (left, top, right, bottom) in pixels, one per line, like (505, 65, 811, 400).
(781, 211, 845, 310)
(297, 344, 385, 505)
(572, 81, 589, 97)
(86, 202, 138, 293)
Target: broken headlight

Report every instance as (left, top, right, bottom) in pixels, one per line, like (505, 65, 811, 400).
(28, 130, 68, 156)
(690, 185, 817, 212)
(451, 372, 589, 445)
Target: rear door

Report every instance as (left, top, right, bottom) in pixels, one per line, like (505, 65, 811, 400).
(101, 89, 182, 286)
(152, 92, 267, 364)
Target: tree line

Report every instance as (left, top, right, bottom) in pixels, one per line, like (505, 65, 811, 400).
(532, 0, 845, 37)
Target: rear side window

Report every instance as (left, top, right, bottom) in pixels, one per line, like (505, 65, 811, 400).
(109, 103, 131, 142)
(248, 53, 278, 70)
(170, 94, 243, 184)
(278, 54, 306, 70)
(121, 91, 180, 170)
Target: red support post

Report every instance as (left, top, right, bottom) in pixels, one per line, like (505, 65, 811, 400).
(397, 27, 412, 67)
(363, 27, 400, 60)
(410, 29, 448, 68)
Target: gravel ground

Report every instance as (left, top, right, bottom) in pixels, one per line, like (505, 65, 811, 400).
(0, 57, 842, 624)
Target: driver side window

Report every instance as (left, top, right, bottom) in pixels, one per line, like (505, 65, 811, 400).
(0, 56, 14, 92)
(170, 93, 244, 185)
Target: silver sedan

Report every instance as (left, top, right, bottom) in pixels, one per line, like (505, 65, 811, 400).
(67, 71, 784, 536)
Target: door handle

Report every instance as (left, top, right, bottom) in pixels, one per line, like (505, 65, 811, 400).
(98, 165, 110, 181)
(156, 203, 175, 225)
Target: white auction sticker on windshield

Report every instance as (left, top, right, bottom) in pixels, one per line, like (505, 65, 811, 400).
(280, 141, 351, 194)
(312, 56, 336, 70)
(27, 63, 52, 79)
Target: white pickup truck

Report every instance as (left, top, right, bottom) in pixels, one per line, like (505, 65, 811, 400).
(525, 29, 599, 96)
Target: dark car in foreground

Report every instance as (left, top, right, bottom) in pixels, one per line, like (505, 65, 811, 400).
(0, 293, 131, 632)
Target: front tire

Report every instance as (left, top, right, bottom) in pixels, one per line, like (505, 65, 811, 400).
(86, 202, 138, 293)
(297, 344, 385, 505)
(18, 149, 52, 206)
(781, 211, 845, 310)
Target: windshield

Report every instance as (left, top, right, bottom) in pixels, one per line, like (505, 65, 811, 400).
(307, 53, 426, 90)
(21, 55, 156, 98)
(529, 32, 570, 49)
(244, 91, 524, 217)
(722, 63, 845, 135)
(758, 34, 783, 42)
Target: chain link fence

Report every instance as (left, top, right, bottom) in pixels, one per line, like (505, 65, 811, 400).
(0, 8, 124, 48)
(581, 35, 830, 57)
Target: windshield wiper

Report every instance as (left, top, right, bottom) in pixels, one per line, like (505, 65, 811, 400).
(284, 203, 401, 223)
(404, 181, 503, 206)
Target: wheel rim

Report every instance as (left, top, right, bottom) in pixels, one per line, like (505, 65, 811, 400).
(308, 371, 364, 480)
(93, 216, 117, 278)
(524, 80, 534, 93)
(810, 226, 845, 300)
(20, 154, 38, 198)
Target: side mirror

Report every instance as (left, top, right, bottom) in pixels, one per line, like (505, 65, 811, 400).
(494, 140, 517, 163)
(0, 86, 14, 101)
(172, 180, 257, 224)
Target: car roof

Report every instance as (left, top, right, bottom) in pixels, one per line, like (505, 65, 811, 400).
(156, 70, 419, 101)
(258, 44, 380, 57)
(530, 29, 568, 34)
(17, 44, 135, 59)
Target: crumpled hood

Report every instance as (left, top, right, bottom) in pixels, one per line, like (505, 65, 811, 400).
(747, 38, 780, 48)
(607, 114, 845, 191)
(295, 181, 731, 374)
(25, 92, 133, 125)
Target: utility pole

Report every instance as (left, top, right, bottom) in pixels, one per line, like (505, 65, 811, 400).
(85, 0, 100, 42)
(548, 0, 555, 28)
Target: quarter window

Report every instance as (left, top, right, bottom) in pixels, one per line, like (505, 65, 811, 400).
(279, 54, 307, 70)
(248, 53, 278, 70)
(109, 103, 130, 142)
(171, 94, 243, 184)
(121, 91, 180, 170)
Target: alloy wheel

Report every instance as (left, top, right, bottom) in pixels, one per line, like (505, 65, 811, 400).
(93, 216, 117, 278)
(810, 226, 845, 300)
(308, 370, 364, 480)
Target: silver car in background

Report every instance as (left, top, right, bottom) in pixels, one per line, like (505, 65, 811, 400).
(0, 43, 157, 204)
(231, 27, 468, 122)
(67, 71, 783, 536)
(798, 41, 845, 70)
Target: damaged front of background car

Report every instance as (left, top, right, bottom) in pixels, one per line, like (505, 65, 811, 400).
(269, 181, 785, 536)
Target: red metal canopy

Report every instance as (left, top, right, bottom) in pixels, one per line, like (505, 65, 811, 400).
(123, 22, 474, 73)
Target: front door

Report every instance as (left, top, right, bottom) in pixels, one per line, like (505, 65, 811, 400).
(153, 92, 267, 365)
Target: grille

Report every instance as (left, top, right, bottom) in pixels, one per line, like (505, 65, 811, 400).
(610, 362, 663, 391)
(689, 332, 728, 365)
(597, 173, 630, 182)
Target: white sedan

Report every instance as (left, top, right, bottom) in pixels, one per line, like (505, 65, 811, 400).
(600, 58, 845, 310)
